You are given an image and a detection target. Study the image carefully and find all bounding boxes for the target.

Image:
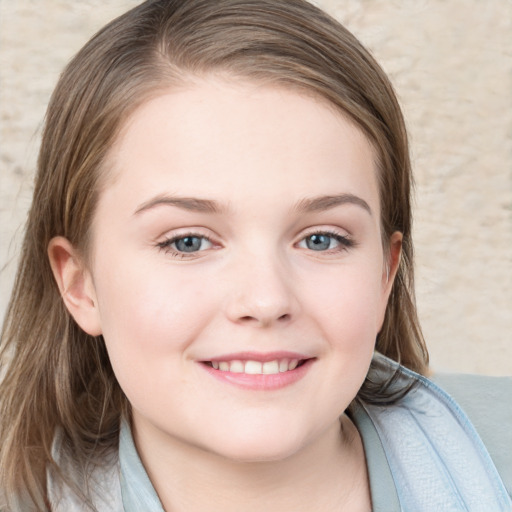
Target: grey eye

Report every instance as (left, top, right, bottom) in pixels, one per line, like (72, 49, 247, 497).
(174, 236, 206, 252)
(305, 234, 334, 251)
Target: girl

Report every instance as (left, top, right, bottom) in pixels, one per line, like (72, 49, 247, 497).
(1, 1, 510, 510)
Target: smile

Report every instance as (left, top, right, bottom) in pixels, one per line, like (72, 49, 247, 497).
(199, 352, 314, 391)
(206, 358, 303, 374)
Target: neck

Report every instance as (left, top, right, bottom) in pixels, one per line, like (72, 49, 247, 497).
(132, 415, 371, 512)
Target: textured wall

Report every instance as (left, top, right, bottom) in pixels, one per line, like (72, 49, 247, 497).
(1, 1, 511, 375)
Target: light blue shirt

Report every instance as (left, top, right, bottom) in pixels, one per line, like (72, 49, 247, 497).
(48, 354, 512, 511)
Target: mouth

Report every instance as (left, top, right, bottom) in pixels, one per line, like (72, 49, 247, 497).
(198, 353, 314, 390)
(202, 358, 309, 375)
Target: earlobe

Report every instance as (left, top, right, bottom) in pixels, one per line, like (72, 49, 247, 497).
(48, 236, 102, 336)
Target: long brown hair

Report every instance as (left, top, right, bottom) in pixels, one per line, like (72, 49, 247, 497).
(0, 0, 428, 509)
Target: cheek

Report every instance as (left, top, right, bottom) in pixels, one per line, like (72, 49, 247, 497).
(301, 261, 385, 343)
(91, 254, 218, 379)
(93, 268, 217, 417)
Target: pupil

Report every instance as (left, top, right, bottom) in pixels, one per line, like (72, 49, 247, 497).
(307, 234, 330, 251)
(176, 237, 201, 252)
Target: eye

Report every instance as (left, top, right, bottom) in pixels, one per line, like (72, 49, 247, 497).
(298, 231, 353, 252)
(158, 235, 213, 254)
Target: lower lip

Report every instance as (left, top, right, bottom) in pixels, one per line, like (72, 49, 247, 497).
(199, 359, 314, 391)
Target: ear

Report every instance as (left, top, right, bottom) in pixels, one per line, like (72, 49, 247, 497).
(48, 236, 102, 336)
(377, 231, 403, 329)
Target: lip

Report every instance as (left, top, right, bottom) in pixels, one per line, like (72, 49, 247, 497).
(197, 351, 315, 391)
(205, 350, 312, 363)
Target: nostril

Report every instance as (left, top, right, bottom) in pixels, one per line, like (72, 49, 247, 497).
(237, 313, 291, 325)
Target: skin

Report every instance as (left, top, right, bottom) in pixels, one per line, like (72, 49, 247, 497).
(49, 77, 401, 511)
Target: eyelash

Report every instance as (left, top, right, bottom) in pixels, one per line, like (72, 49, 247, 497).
(156, 233, 213, 259)
(297, 229, 355, 252)
(156, 229, 355, 259)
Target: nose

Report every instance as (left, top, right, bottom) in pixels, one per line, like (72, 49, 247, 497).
(224, 252, 299, 328)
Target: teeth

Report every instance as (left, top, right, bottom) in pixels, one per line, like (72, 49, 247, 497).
(210, 359, 303, 374)
(262, 360, 279, 375)
(245, 360, 262, 374)
(230, 360, 244, 373)
(279, 360, 289, 372)
(288, 359, 299, 370)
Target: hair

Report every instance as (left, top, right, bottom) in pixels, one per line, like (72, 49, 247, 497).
(0, 0, 428, 509)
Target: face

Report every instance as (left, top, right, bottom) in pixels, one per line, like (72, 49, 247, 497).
(60, 78, 400, 462)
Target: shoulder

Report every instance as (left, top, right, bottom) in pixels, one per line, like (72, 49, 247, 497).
(430, 371, 512, 498)
(48, 430, 123, 511)
(358, 354, 512, 509)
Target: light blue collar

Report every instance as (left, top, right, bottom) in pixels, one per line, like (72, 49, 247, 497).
(119, 421, 165, 511)
(116, 354, 512, 512)
(357, 354, 512, 512)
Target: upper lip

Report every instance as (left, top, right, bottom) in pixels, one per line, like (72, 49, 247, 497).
(200, 351, 313, 363)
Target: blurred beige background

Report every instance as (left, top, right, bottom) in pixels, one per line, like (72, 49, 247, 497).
(1, 1, 511, 375)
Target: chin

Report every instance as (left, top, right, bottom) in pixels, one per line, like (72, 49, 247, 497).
(198, 423, 311, 464)
(211, 441, 302, 464)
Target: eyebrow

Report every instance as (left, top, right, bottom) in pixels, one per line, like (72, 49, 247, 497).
(134, 193, 372, 217)
(294, 194, 372, 215)
(134, 195, 225, 215)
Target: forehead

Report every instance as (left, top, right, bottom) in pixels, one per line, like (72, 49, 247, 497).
(100, 78, 379, 213)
